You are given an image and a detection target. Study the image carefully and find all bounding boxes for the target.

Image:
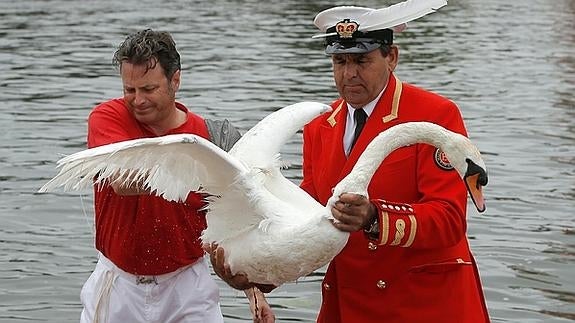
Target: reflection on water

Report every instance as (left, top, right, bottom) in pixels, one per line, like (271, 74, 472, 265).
(1, 0, 574, 322)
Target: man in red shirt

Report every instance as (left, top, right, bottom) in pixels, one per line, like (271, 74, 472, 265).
(80, 29, 242, 323)
(211, 2, 491, 323)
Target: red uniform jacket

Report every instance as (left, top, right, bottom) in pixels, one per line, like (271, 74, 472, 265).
(301, 74, 490, 323)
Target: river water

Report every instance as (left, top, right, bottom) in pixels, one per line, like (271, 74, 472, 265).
(0, 0, 574, 322)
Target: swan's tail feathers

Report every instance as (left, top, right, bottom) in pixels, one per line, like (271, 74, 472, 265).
(39, 134, 248, 202)
(230, 102, 331, 168)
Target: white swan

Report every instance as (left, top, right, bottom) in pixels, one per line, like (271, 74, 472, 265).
(38, 102, 488, 286)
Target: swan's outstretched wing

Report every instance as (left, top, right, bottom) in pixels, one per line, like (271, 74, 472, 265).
(230, 101, 332, 225)
(230, 102, 332, 168)
(201, 102, 333, 242)
(39, 134, 248, 202)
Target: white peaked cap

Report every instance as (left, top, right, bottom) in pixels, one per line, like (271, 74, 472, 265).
(313, 0, 448, 39)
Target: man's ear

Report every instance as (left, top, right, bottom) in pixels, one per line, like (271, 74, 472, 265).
(388, 45, 399, 71)
(171, 69, 181, 90)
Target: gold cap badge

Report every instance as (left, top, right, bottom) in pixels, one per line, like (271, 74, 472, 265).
(335, 19, 358, 38)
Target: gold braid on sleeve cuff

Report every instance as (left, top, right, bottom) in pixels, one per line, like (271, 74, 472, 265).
(370, 199, 417, 247)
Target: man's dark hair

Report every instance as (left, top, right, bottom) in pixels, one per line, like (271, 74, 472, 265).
(113, 29, 181, 79)
(379, 45, 392, 57)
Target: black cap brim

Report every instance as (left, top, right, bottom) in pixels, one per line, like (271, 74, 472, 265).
(323, 28, 393, 55)
(325, 40, 382, 54)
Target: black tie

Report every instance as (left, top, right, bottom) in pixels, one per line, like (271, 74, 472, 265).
(351, 108, 367, 149)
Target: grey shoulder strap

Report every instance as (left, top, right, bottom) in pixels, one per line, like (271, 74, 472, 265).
(205, 119, 242, 152)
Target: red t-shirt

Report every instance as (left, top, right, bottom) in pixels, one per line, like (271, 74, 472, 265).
(87, 98, 210, 275)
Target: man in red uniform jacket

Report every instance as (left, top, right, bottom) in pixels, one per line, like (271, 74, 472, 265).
(299, 4, 491, 323)
(210, 3, 491, 323)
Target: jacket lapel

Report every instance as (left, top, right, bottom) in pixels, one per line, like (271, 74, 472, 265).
(315, 74, 403, 203)
(318, 100, 349, 199)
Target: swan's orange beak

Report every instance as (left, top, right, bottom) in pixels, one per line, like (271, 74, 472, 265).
(464, 160, 488, 213)
(465, 174, 485, 212)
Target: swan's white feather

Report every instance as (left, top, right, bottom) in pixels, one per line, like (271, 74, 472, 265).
(200, 102, 346, 267)
(360, 0, 448, 32)
(39, 134, 248, 202)
(201, 102, 334, 244)
(231, 102, 331, 168)
(312, 0, 447, 37)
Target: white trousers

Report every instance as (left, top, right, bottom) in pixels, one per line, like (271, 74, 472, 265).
(80, 254, 223, 323)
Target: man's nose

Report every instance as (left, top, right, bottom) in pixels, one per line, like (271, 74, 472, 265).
(343, 63, 358, 79)
(134, 90, 147, 105)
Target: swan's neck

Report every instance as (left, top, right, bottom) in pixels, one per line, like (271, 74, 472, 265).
(337, 122, 452, 195)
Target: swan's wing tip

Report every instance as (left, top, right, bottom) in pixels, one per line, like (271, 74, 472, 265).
(289, 101, 332, 114)
(38, 133, 243, 201)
